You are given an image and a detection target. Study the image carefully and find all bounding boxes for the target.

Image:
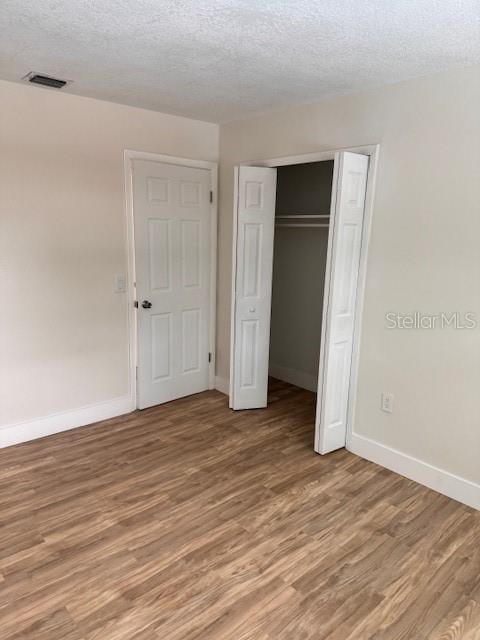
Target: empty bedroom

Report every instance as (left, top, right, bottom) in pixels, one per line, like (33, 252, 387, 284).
(0, 1, 479, 638)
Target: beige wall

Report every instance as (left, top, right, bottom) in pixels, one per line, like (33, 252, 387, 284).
(270, 227, 328, 384)
(218, 65, 480, 484)
(0, 79, 218, 426)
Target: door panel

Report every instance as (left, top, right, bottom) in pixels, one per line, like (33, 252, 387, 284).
(230, 166, 277, 410)
(148, 219, 171, 291)
(242, 223, 262, 296)
(151, 313, 172, 381)
(315, 152, 369, 453)
(133, 160, 211, 409)
(181, 220, 201, 288)
(240, 319, 259, 388)
(182, 308, 201, 373)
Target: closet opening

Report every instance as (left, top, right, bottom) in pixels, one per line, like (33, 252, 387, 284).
(269, 161, 333, 430)
(230, 146, 376, 454)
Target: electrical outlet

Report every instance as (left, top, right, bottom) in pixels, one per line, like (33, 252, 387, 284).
(381, 392, 394, 414)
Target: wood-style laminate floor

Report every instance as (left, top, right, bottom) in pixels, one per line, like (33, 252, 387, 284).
(0, 379, 479, 640)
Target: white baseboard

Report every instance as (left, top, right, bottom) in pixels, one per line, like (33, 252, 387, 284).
(349, 432, 480, 511)
(215, 376, 229, 396)
(0, 395, 134, 448)
(216, 366, 318, 396)
(269, 363, 318, 393)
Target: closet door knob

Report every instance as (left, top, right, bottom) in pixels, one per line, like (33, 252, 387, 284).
(249, 307, 256, 313)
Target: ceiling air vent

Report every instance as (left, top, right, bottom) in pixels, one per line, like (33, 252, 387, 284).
(23, 72, 69, 89)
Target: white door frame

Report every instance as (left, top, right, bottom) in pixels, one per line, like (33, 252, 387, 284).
(233, 144, 379, 448)
(124, 150, 218, 409)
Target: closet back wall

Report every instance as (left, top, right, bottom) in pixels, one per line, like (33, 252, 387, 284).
(269, 162, 333, 391)
(0, 79, 218, 433)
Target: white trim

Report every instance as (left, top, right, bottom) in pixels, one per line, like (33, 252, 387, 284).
(215, 376, 230, 395)
(123, 150, 218, 407)
(242, 144, 377, 169)
(0, 396, 133, 449)
(269, 364, 317, 393)
(208, 164, 218, 389)
(228, 166, 240, 407)
(124, 149, 218, 171)
(349, 433, 480, 511)
(124, 151, 137, 407)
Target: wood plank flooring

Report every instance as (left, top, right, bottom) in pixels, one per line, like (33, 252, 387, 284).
(0, 379, 479, 639)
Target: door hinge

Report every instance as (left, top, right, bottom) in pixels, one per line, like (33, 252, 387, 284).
(208, 352, 212, 363)
(209, 190, 213, 203)
(134, 300, 138, 308)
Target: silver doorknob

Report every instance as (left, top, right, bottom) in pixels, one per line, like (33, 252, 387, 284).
(249, 307, 256, 313)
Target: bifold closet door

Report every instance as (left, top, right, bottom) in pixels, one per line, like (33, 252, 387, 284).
(230, 166, 277, 410)
(315, 151, 369, 454)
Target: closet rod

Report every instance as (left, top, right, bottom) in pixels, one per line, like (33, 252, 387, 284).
(275, 223, 330, 228)
(275, 214, 330, 219)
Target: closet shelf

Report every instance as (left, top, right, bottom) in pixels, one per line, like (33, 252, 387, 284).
(275, 214, 330, 219)
(275, 223, 330, 228)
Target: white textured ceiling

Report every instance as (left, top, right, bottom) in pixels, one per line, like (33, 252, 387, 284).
(1, 0, 479, 122)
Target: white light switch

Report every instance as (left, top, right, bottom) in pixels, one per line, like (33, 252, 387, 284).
(381, 392, 394, 414)
(115, 273, 127, 293)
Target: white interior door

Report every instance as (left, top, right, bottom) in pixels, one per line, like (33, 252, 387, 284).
(315, 151, 369, 453)
(133, 160, 212, 409)
(230, 166, 277, 410)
